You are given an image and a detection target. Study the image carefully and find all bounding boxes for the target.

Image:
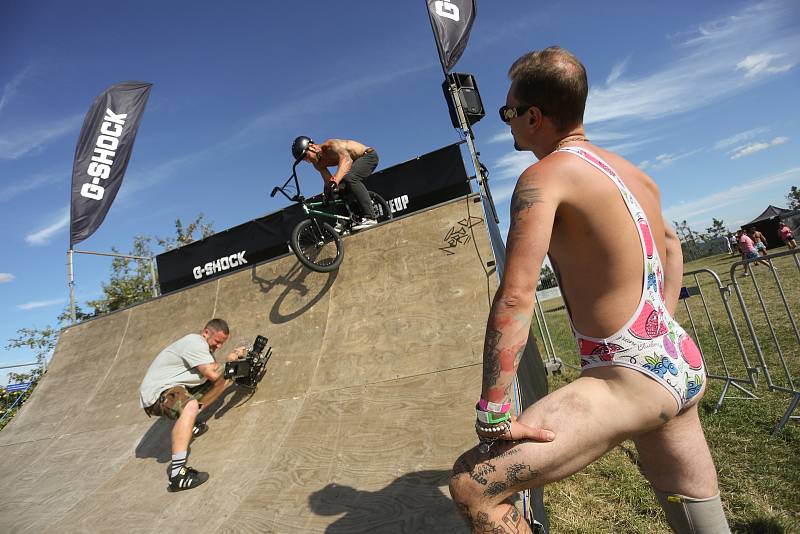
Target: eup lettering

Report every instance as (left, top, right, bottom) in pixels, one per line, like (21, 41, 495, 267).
(80, 109, 127, 201)
(434, 0, 460, 22)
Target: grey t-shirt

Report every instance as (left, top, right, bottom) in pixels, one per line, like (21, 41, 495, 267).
(139, 333, 215, 408)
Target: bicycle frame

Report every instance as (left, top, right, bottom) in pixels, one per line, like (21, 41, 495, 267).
(303, 199, 352, 222)
(270, 160, 356, 226)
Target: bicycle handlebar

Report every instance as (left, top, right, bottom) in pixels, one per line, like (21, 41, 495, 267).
(271, 160, 307, 203)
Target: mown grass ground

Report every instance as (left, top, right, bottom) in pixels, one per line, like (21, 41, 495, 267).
(531, 250, 800, 533)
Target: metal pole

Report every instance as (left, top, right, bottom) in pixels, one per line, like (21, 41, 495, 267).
(73, 249, 152, 261)
(149, 258, 159, 297)
(71, 249, 160, 302)
(0, 363, 40, 370)
(68, 249, 76, 323)
(447, 77, 500, 223)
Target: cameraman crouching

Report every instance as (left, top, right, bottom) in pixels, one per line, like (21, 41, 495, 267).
(139, 318, 245, 492)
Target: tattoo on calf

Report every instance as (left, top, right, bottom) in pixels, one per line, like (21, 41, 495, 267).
(469, 462, 496, 485)
(485, 481, 508, 498)
(494, 447, 521, 460)
(483, 462, 539, 498)
(506, 463, 537, 485)
(473, 512, 505, 534)
(510, 187, 541, 226)
(501, 506, 522, 533)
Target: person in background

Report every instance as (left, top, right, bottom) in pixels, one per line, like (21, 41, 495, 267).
(778, 221, 796, 249)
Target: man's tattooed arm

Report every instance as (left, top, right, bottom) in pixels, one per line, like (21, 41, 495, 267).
(509, 186, 541, 227)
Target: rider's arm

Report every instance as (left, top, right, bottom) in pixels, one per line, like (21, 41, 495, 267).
(329, 143, 353, 185)
(316, 164, 334, 183)
(662, 219, 683, 316)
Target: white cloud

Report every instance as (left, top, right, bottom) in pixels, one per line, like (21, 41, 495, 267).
(663, 166, 800, 224)
(729, 136, 789, 159)
(492, 151, 537, 181)
(606, 58, 629, 85)
(0, 114, 83, 160)
(606, 138, 659, 155)
(0, 66, 33, 115)
(736, 52, 794, 78)
(17, 298, 65, 311)
(713, 127, 770, 150)
(639, 148, 703, 170)
(116, 63, 434, 198)
(25, 207, 70, 246)
(0, 273, 15, 283)
(487, 131, 513, 144)
(585, 1, 799, 125)
(0, 171, 64, 202)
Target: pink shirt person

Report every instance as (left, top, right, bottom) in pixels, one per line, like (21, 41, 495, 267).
(738, 233, 755, 254)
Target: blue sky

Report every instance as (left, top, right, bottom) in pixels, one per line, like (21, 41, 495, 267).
(1, 1, 798, 381)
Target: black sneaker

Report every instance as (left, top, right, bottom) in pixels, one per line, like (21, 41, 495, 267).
(192, 422, 208, 439)
(168, 466, 209, 492)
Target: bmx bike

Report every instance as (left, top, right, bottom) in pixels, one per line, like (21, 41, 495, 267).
(271, 161, 392, 273)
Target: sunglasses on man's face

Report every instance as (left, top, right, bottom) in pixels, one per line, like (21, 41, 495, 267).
(499, 104, 532, 123)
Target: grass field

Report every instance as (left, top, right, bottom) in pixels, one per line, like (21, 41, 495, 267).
(532, 250, 800, 533)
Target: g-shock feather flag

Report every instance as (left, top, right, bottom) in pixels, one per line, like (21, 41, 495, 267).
(425, 0, 477, 73)
(69, 81, 152, 246)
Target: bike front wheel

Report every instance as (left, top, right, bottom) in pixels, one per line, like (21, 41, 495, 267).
(290, 219, 344, 273)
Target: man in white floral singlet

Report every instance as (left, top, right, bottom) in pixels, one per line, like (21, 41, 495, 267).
(449, 47, 730, 533)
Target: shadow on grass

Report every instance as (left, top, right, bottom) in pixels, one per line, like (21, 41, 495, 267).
(731, 516, 787, 533)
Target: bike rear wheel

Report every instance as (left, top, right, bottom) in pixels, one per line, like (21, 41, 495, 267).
(290, 219, 344, 273)
(368, 191, 393, 222)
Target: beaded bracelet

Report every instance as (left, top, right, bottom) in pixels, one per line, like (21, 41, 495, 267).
(474, 418, 511, 435)
(475, 419, 511, 453)
(478, 398, 511, 414)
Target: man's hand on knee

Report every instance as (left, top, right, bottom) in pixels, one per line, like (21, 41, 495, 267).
(503, 417, 555, 443)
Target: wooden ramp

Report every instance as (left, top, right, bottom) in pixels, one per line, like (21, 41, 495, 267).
(0, 195, 537, 533)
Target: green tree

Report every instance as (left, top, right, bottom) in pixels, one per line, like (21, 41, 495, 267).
(86, 214, 214, 315)
(705, 218, 729, 239)
(787, 185, 800, 210)
(2, 215, 213, 431)
(156, 213, 214, 251)
(538, 265, 557, 290)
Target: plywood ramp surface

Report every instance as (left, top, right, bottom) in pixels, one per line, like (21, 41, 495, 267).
(0, 195, 499, 533)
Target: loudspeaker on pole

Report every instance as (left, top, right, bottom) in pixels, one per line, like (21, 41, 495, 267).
(442, 72, 485, 129)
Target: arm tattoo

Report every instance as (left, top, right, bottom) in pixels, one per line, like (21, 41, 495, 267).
(510, 187, 541, 226)
(482, 329, 502, 390)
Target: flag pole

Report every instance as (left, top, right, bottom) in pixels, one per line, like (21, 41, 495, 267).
(68, 249, 76, 323)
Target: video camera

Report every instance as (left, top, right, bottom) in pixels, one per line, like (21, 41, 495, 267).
(223, 335, 272, 390)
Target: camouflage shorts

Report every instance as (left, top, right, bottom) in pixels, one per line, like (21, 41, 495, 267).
(143, 382, 212, 420)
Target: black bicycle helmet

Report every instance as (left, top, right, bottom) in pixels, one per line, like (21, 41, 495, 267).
(292, 135, 313, 161)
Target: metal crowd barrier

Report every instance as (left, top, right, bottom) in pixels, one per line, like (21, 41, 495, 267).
(532, 249, 799, 435)
(678, 269, 759, 413)
(728, 248, 800, 435)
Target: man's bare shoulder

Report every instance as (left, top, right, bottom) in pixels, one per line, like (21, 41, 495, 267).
(323, 139, 366, 155)
(514, 151, 584, 196)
